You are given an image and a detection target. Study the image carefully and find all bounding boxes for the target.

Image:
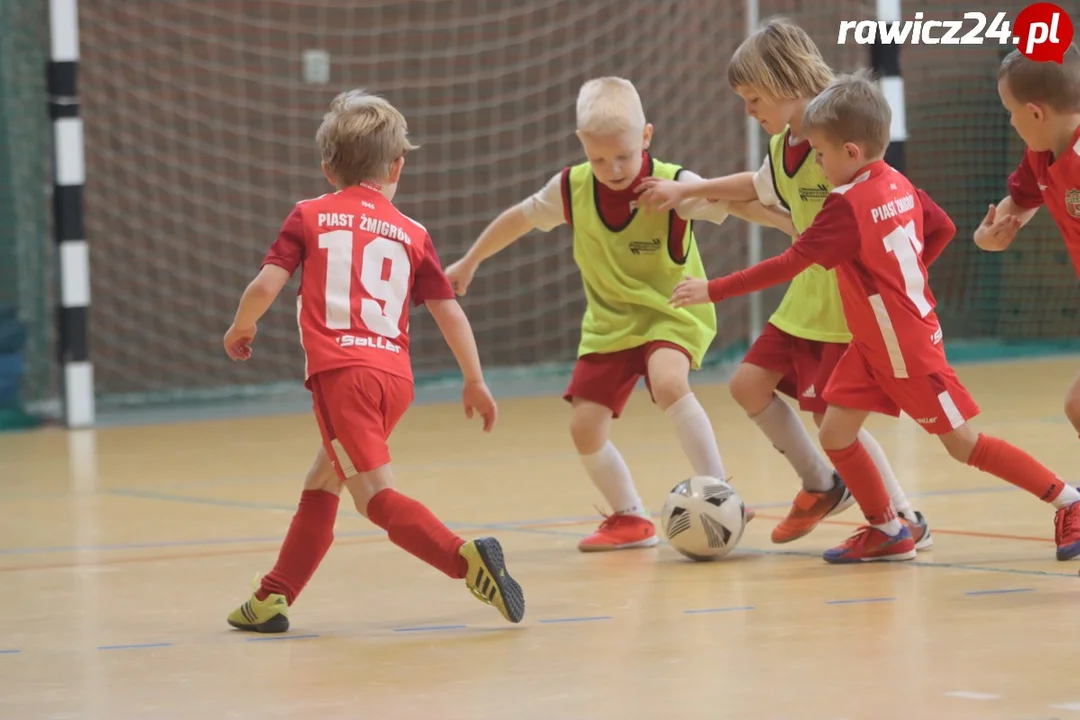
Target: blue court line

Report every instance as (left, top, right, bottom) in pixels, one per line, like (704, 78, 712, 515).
(964, 587, 1035, 596)
(103, 488, 299, 513)
(245, 634, 320, 642)
(538, 616, 612, 624)
(0, 649, 20, 654)
(394, 624, 466, 633)
(98, 642, 173, 651)
(682, 606, 755, 614)
(825, 597, 895, 605)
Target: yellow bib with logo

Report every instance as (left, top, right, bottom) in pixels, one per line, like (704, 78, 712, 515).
(766, 128, 851, 344)
(566, 158, 716, 368)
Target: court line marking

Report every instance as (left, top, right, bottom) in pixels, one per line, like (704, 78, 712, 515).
(944, 691, 1002, 701)
(3, 525, 1076, 578)
(538, 616, 612, 624)
(1050, 702, 1080, 711)
(964, 587, 1034, 595)
(0, 482, 1027, 557)
(682, 606, 755, 614)
(0, 649, 20, 654)
(825, 597, 895, 605)
(97, 642, 173, 651)
(245, 634, 320, 642)
(394, 625, 466, 633)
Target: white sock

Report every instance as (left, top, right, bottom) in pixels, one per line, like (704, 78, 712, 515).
(857, 428, 915, 519)
(751, 396, 834, 492)
(580, 442, 647, 517)
(873, 518, 903, 536)
(665, 393, 726, 480)
(1052, 484, 1080, 510)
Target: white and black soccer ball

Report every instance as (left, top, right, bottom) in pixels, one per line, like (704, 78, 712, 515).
(660, 476, 747, 561)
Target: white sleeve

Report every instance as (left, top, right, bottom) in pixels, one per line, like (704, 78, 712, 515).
(752, 156, 782, 208)
(672, 169, 730, 225)
(519, 172, 567, 232)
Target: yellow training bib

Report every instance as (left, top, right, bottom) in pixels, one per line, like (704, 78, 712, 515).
(765, 127, 851, 344)
(566, 158, 717, 367)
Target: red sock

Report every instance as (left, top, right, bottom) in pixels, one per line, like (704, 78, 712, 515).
(825, 441, 895, 525)
(257, 489, 339, 604)
(366, 488, 468, 579)
(967, 433, 1065, 503)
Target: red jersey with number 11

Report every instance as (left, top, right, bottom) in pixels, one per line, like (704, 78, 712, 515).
(788, 161, 957, 379)
(262, 183, 455, 386)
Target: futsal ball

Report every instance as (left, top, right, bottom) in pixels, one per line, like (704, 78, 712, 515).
(660, 476, 747, 561)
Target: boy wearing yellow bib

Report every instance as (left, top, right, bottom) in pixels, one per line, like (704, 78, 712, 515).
(639, 19, 931, 549)
(446, 77, 790, 551)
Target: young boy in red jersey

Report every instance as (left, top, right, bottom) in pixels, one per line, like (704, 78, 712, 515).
(671, 71, 1080, 563)
(978, 46, 1080, 440)
(221, 90, 524, 632)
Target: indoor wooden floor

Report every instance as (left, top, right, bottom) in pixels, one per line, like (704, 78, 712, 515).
(3, 357, 1080, 720)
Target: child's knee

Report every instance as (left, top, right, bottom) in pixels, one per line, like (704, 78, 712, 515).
(345, 470, 392, 517)
(729, 365, 777, 414)
(940, 425, 978, 463)
(568, 403, 611, 454)
(651, 375, 691, 410)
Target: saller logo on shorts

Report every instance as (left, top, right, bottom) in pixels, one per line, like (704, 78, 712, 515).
(1066, 189, 1080, 219)
(338, 335, 402, 353)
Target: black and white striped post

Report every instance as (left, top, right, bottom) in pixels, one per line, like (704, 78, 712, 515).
(872, 0, 907, 172)
(47, 0, 94, 428)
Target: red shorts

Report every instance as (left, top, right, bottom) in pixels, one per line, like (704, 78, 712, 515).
(822, 344, 980, 435)
(310, 366, 414, 478)
(742, 323, 848, 414)
(563, 341, 691, 418)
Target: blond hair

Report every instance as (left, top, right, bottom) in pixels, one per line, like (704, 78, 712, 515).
(315, 89, 418, 186)
(575, 77, 647, 136)
(998, 45, 1080, 112)
(803, 69, 891, 158)
(727, 17, 833, 99)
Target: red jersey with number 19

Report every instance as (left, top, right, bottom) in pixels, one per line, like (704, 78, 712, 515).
(262, 182, 455, 386)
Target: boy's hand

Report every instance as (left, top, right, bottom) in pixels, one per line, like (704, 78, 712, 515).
(669, 277, 711, 308)
(635, 177, 685, 212)
(224, 323, 257, 361)
(974, 203, 1023, 250)
(462, 379, 497, 432)
(445, 258, 478, 296)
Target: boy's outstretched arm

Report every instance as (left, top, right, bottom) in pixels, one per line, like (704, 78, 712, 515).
(976, 152, 1043, 252)
(425, 298, 498, 432)
(224, 265, 291, 360)
(726, 200, 797, 236)
(637, 172, 757, 212)
(447, 171, 567, 295)
(974, 196, 1038, 252)
(670, 194, 861, 308)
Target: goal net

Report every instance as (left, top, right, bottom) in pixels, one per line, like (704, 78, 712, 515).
(55, 1, 1080, 410)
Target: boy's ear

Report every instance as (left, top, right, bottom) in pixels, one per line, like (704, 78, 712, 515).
(321, 161, 336, 187)
(642, 123, 654, 149)
(1025, 102, 1045, 121)
(388, 156, 405, 184)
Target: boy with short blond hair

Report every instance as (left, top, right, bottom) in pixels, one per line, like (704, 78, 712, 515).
(638, 19, 928, 548)
(222, 89, 525, 631)
(446, 76, 788, 551)
(671, 71, 1080, 563)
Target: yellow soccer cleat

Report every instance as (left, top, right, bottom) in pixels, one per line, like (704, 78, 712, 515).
(460, 537, 525, 624)
(227, 591, 290, 633)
